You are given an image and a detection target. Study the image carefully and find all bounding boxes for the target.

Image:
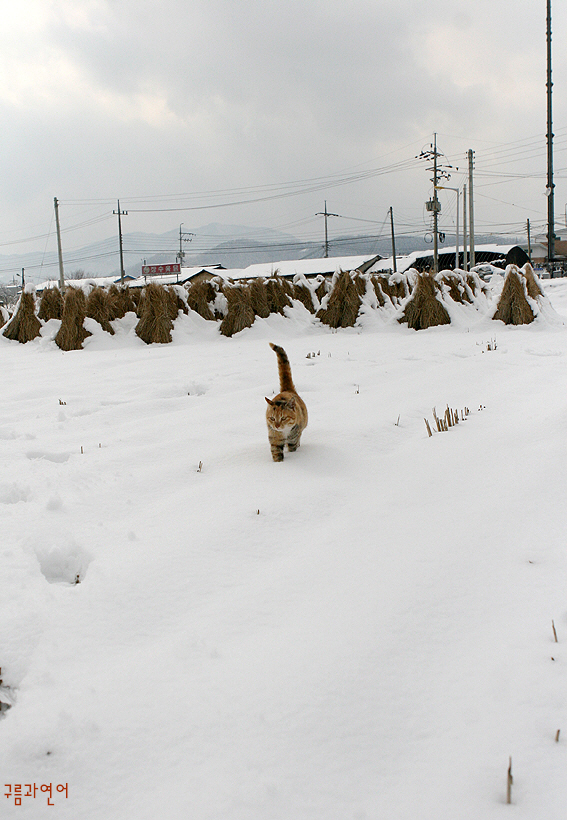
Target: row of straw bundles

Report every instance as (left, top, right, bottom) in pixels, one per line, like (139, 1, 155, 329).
(219, 275, 294, 337)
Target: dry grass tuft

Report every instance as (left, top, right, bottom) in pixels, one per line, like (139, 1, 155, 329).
(219, 284, 256, 337)
(86, 287, 115, 334)
(3, 291, 42, 343)
(317, 270, 362, 328)
(38, 286, 64, 321)
(135, 283, 174, 344)
(492, 265, 535, 325)
(398, 272, 451, 330)
(54, 287, 92, 350)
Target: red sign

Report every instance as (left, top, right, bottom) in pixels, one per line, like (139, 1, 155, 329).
(142, 264, 181, 276)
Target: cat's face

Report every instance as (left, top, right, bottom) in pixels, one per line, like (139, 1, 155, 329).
(265, 396, 296, 430)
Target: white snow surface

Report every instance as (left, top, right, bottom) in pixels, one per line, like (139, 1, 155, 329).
(1, 278, 566, 819)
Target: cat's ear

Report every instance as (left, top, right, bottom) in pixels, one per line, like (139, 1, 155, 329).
(286, 397, 296, 409)
(265, 397, 274, 406)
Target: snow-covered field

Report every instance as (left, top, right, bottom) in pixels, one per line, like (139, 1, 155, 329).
(1, 277, 566, 819)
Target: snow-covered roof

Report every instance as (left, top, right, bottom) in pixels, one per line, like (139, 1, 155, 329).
(36, 276, 128, 292)
(232, 255, 381, 280)
(367, 245, 523, 275)
(126, 266, 225, 287)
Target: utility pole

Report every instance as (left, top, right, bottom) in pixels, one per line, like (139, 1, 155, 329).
(316, 201, 339, 258)
(546, 0, 555, 273)
(468, 149, 475, 270)
(436, 186, 459, 271)
(54, 197, 65, 293)
(177, 223, 195, 274)
(21, 268, 25, 289)
(527, 219, 532, 263)
(418, 134, 453, 275)
(462, 184, 468, 272)
(432, 134, 439, 274)
(113, 200, 128, 286)
(389, 207, 397, 272)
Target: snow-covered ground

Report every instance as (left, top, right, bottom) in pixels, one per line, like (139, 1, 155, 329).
(1, 277, 566, 819)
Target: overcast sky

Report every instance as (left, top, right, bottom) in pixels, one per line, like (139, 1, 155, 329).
(1, 0, 566, 279)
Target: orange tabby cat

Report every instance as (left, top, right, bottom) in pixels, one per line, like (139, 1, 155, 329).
(265, 343, 308, 461)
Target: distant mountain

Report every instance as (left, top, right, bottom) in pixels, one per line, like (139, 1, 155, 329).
(0, 222, 525, 284)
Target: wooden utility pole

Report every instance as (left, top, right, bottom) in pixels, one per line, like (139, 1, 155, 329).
(177, 224, 195, 275)
(316, 201, 339, 258)
(433, 134, 439, 274)
(527, 219, 532, 262)
(462, 184, 468, 272)
(54, 197, 65, 293)
(114, 200, 128, 285)
(389, 207, 397, 272)
(546, 0, 555, 272)
(468, 149, 475, 269)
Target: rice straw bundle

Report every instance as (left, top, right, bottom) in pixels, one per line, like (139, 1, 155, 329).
(265, 276, 292, 315)
(249, 278, 271, 318)
(54, 287, 92, 350)
(492, 265, 535, 325)
(219, 284, 256, 337)
(3, 289, 42, 343)
(86, 287, 115, 334)
(185, 280, 216, 320)
(108, 285, 138, 319)
(38, 286, 63, 321)
(135, 283, 174, 343)
(317, 270, 362, 328)
(398, 272, 451, 330)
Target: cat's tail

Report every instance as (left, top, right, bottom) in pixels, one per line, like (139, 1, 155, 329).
(270, 343, 296, 393)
